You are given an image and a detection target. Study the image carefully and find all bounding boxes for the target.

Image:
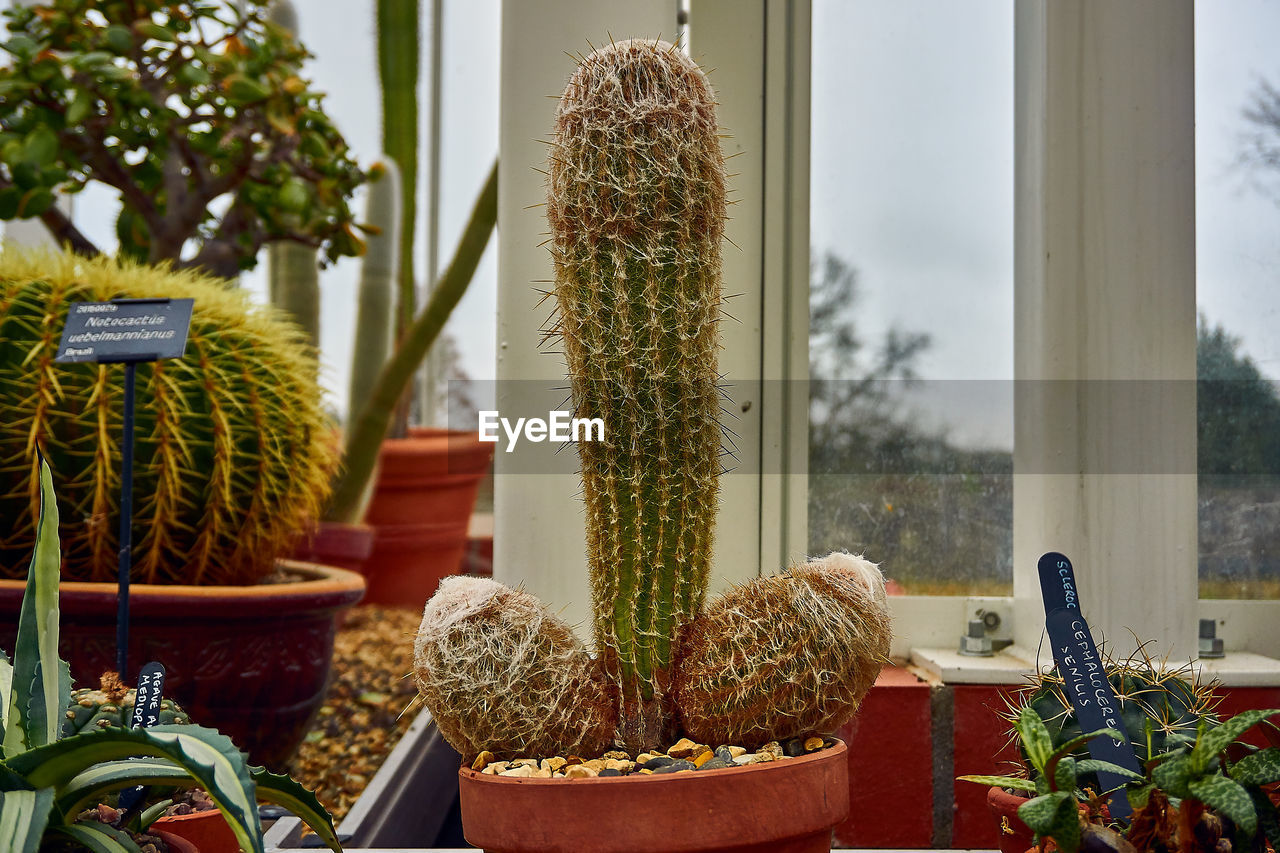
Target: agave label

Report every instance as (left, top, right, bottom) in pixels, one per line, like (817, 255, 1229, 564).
(130, 661, 167, 729)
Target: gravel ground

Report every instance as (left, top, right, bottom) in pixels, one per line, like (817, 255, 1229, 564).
(288, 605, 424, 822)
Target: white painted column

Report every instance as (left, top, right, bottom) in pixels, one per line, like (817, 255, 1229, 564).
(1012, 1, 1198, 660)
(494, 0, 678, 635)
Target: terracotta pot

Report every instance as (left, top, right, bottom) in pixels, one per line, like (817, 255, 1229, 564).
(152, 829, 200, 853)
(987, 786, 1035, 853)
(0, 561, 364, 768)
(458, 741, 850, 853)
(291, 520, 376, 574)
(362, 428, 492, 609)
(152, 809, 239, 853)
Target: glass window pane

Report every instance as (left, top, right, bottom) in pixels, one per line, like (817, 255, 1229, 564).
(808, 0, 1014, 595)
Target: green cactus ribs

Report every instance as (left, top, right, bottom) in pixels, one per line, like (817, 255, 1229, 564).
(63, 672, 191, 738)
(547, 38, 727, 751)
(0, 247, 337, 585)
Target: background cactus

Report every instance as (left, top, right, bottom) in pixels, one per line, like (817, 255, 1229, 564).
(63, 672, 191, 738)
(546, 38, 727, 750)
(412, 576, 616, 760)
(414, 39, 890, 758)
(0, 247, 337, 585)
(348, 159, 401, 427)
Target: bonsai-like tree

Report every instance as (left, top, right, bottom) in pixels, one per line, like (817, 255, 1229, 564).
(0, 0, 367, 278)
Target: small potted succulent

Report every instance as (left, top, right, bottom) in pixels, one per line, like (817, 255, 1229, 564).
(411, 39, 893, 853)
(0, 456, 341, 853)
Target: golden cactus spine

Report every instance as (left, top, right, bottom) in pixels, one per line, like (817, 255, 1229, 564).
(546, 39, 727, 750)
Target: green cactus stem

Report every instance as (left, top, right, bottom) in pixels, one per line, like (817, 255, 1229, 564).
(547, 39, 727, 751)
(267, 241, 321, 348)
(674, 553, 893, 748)
(413, 576, 616, 760)
(326, 160, 497, 523)
(348, 159, 401, 430)
(376, 0, 419, 346)
(0, 247, 337, 585)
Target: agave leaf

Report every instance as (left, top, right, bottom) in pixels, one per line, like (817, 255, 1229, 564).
(138, 799, 174, 830)
(956, 774, 1038, 793)
(9, 725, 263, 853)
(1017, 706, 1055, 774)
(4, 457, 66, 758)
(56, 759, 206, 818)
(0, 649, 11, 735)
(0, 787, 55, 853)
(250, 766, 342, 852)
(1229, 747, 1280, 787)
(52, 821, 143, 853)
(1187, 774, 1256, 836)
(1192, 709, 1280, 772)
(1075, 759, 1144, 781)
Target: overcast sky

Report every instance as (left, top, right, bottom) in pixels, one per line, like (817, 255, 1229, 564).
(10, 1, 1280, 440)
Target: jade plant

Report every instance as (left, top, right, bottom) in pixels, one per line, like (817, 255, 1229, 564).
(412, 39, 892, 757)
(0, 456, 340, 853)
(0, 247, 336, 584)
(0, 0, 368, 279)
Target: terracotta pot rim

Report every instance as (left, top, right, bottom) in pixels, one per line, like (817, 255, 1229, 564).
(459, 738, 847, 787)
(0, 560, 366, 618)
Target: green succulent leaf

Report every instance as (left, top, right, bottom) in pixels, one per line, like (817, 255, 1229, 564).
(1187, 774, 1256, 836)
(250, 766, 342, 852)
(138, 799, 174, 830)
(9, 725, 264, 853)
(1228, 746, 1280, 787)
(3, 456, 66, 759)
(21, 127, 58, 169)
(1055, 728, 1129, 759)
(0, 787, 54, 853)
(1250, 788, 1280, 850)
(1074, 759, 1144, 782)
(52, 821, 142, 853)
(56, 758, 208, 817)
(1017, 706, 1055, 774)
(1127, 781, 1155, 811)
(956, 775, 1038, 794)
(1018, 791, 1081, 853)
(1053, 756, 1076, 793)
(1192, 709, 1280, 772)
(1152, 754, 1195, 799)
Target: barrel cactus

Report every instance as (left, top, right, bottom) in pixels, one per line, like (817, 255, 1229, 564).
(0, 247, 337, 585)
(413, 39, 891, 759)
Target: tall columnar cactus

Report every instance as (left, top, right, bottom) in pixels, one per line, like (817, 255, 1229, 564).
(348, 159, 401, 427)
(547, 38, 727, 750)
(0, 247, 337, 585)
(413, 40, 891, 758)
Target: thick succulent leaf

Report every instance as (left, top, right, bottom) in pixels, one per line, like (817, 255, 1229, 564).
(1249, 787, 1280, 850)
(1187, 774, 1256, 836)
(1127, 782, 1155, 811)
(138, 799, 174, 830)
(1017, 706, 1055, 774)
(1056, 728, 1129, 759)
(3, 457, 66, 758)
(1229, 747, 1280, 786)
(1152, 755, 1193, 799)
(8, 725, 263, 853)
(1053, 756, 1076, 793)
(0, 649, 11, 735)
(1075, 759, 1144, 782)
(1018, 791, 1081, 853)
(956, 775, 1038, 793)
(56, 759, 203, 818)
(53, 821, 142, 853)
(0, 787, 54, 853)
(1192, 709, 1280, 772)
(251, 766, 342, 852)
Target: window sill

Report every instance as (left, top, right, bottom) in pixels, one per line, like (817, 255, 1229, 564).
(911, 646, 1280, 687)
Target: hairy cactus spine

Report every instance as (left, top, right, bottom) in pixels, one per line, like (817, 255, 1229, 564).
(0, 247, 336, 585)
(547, 39, 727, 751)
(348, 159, 401, 427)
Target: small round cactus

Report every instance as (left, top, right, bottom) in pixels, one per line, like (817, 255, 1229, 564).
(64, 672, 192, 738)
(0, 247, 337, 585)
(413, 576, 617, 760)
(674, 553, 893, 748)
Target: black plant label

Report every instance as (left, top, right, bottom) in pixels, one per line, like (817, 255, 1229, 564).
(130, 661, 166, 729)
(55, 298, 193, 364)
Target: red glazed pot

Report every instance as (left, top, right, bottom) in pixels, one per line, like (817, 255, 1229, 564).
(152, 809, 239, 853)
(291, 520, 376, 574)
(987, 786, 1035, 853)
(458, 741, 850, 853)
(362, 428, 492, 609)
(0, 561, 364, 768)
